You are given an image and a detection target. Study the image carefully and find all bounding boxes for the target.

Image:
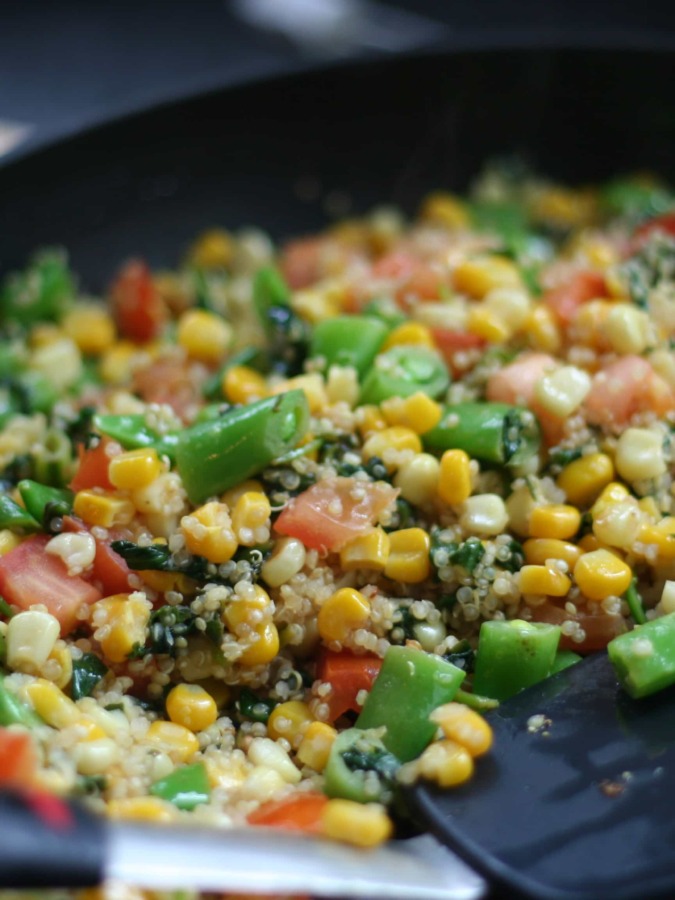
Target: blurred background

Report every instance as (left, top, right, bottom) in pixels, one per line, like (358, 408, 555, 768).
(2, 0, 675, 162)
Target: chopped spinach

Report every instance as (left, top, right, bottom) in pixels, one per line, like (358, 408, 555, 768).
(237, 687, 277, 723)
(71, 653, 109, 700)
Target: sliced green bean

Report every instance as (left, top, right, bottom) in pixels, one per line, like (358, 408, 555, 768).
(359, 345, 450, 405)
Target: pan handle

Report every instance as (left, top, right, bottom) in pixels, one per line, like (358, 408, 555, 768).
(0, 789, 105, 888)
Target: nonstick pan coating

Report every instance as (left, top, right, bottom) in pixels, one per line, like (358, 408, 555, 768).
(0, 47, 674, 288)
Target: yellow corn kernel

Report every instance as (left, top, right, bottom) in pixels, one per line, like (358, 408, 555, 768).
(384, 528, 431, 583)
(380, 393, 442, 434)
(534, 365, 592, 418)
(466, 305, 512, 343)
(484, 287, 532, 332)
(296, 721, 337, 771)
(318, 587, 371, 643)
(532, 186, 597, 228)
(637, 517, 675, 561)
(591, 482, 631, 518)
(339, 528, 390, 572)
(0, 529, 22, 555)
(415, 739, 474, 788)
(188, 228, 234, 269)
(73, 490, 135, 528)
(138, 569, 193, 594)
(519, 564, 572, 597)
(166, 683, 218, 732)
(22, 679, 80, 728)
(177, 309, 232, 364)
(108, 447, 163, 490)
(224, 584, 273, 630)
(606, 304, 654, 355)
(429, 702, 493, 757)
(556, 452, 615, 507)
(615, 427, 667, 482)
(238, 622, 280, 666)
(572, 300, 613, 348)
(144, 720, 200, 763)
(420, 192, 470, 229)
(62, 304, 116, 356)
(362, 427, 422, 473)
(381, 322, 436, 351)
(44, 642, 73, 690)
(321, 799, 393, 848)
(523, 538, 582, 569)
(592, 497, 645, 549)
(181, 501, 237, 564)
(220, 479, 265, 509)
(108, 796, 176, 823)
(438, 449, 472, 505)
(638, 496, 661, 520)
(261, 536, 307, 587)
(525, 305, 561, 354)
(356, 404, 387, 438)
(574, 549, 633, 601)
(394, 454, 441, 506)
(223, 365, 268, 404)
(271, 373, 327, 415)
(454, 255, 522, 300)
(99, 341, 136, 385)
(528, 504, 581, 540)
(231, 491, 272, 547)
(93, 592, 151, 664)
(267, 700, 314, 748)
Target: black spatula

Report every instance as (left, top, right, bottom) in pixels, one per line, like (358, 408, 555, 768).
(409, 651, 675, 900)
(2, 652, 675, 899)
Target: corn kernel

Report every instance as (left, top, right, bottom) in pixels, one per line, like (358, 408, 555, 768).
(438, 448, 472, 505)
(99, 341, 136, 385)
(339, 528, 390, 572)
(318, 587, 371, 643)
(519, 564, 572, 597)
(7, 610, 60, 672)
(650, 348, 675, 391)
(0, 529, 22, 556)
(615, 427, 667, 482)
(534, 366, 592, 418)
(592, 497, 644, 549)
(108, 796, 176, 823)
(420, 192, 470, 229)
(326, 364, 360, 407)
(272, 373, 327, 414)
(660, 581, 675, 615)
(73, 490, 135, 528)
(523, 538, 582, 569)
(381, 322, 436, 351)
(525, 305, 561, 354)
(261, 536, 307, 586)
(188, 228, 234, 269)
(394, 453, 441, 506)
(591, 482, 631, 517)
(484, 287, 531, 332)
(224, 584, 273, 630)
(248, 736, 301, 784)
(181, 501, 237, 564)
(557, 453, 615, 507)
(606, 304, 655, 355)
(144, 720, 200, 762)
(291, 282, 342, 323)
(384, 528, 431, 583)
(108, 447, 163, 490)
(466, 305, 512, 343)
(62, 304, 116, 356)
(45, 642, 73, 690)
(362, 427, 422, 473)
(267, 700, 314, 748)
(165, 683, 218, 732)
(297, 721, 337, 771)
(223, 365, 268, 404)
(238, 623, 280, 667)
(637, 518, 675, 561)
(355, 404, 387, 438)
(93, 592, 151, 664)
(528, 504, 581, 540)
(415, 739, 474, 787)
(453, 256, 522, 299)
(31, 337, 82, 391)
(380, 392, 442, 434)
(231, 491, 272, 547)
(429, 702, 493, 757)
(460, 494, 508, 536)
(321, 799, 393, 848)
(177, 309, 232, 363)
(574, 549, 633, 601)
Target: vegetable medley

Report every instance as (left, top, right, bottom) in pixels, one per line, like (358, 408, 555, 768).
(0, 164, 674, 871)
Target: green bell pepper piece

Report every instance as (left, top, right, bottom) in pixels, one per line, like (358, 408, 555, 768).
(324, 727, 400, 804)
(93, 414, 180, 461)
(18, 480, 74, 527)
(359, 345, 450, 405)
(550, 649, 582, 675)
(150, 762, 211, 810)
(0, 494, 40, 532)
(608, 612, 675, 699)
(310, 316, 389, 379)
(472, 619, 561, 701)
(356, 646, 465, 761)
(0, 675, 41, 727)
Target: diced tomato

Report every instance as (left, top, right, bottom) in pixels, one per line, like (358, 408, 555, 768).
(486, 352, 557, 407)
(633, 211, 675, 247)
(62, 516, 132, 596)
(397, 263, 448, 306)
(543, 270, 606, 326)
(0, 729, 37, 787)
(280, 237, 324, 289)
(109, 259, 166, 342)
(431, 328, 486, 377)
(247, 792, 328, 833)
(132, 356, 201, 422)
(370, 251, 417, 282)
(532, 601, 627, 653)
(584, 355, 675, 432)
(69, 437, 117, 492)
(274, 477, 398, 553)
(0, 535, 102, 635)
(317, 649, 383, 721)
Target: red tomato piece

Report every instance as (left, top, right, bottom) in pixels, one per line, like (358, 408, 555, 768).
(543, 270, 606, 326)
(0, 729, 36, 787)
(584, 355, 675, 432)
(532, 601, 627, 653)
(62, 516, 132, 596)
(633, 211, 675, 246)
(431, 328, 486, 377)
(110, 259, 166, 342)
(280, 237, 324, 289)
(247, 792, 328, 833)
(0, 535, 102, 635)
(274, 477, 399, 553)
(132, 356, 201, 422)
(486, 352, 557, 407)
(316, 649, 383, 721)
(69, 437, 117, 492)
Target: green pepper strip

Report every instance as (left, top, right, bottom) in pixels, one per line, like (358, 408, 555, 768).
(356, 645, 465, 761)
(359, 345, 450, 405)
(324, 727, 399, 804)
(175, 389, 310, 504)
(94, 414, 180, 462)
(0, 675, 41, 727)
(18, 480, 74, 527)
(0, 494, 40, 532)
(625, 577, 647, 626)
(454, 688, 499, 712)
(423, 401, 541, 466)
(310, 316, 390, 380)
(608, 611, 675, 699)
(150, 762, 211, 810)
(472, 619, 561, 701)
